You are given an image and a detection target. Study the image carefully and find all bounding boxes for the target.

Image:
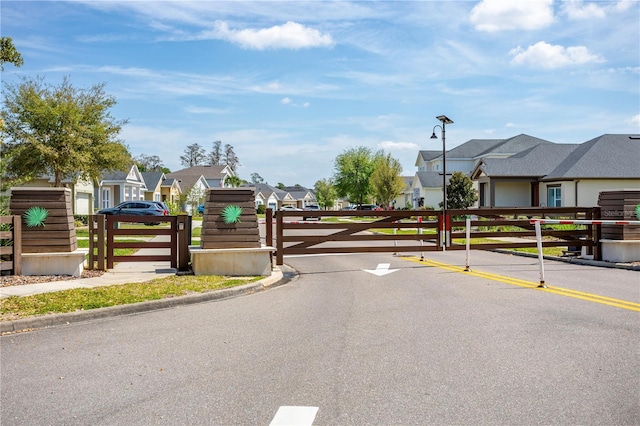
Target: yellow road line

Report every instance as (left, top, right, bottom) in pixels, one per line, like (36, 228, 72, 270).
(404, 256, 640, 312)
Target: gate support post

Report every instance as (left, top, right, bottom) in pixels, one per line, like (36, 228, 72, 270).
(276, 212, 284, 265)
(177, 214, 191, 271)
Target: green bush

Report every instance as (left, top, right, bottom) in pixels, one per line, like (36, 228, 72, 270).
(74, 214, 89, 226)
(257, 204, 266, 215)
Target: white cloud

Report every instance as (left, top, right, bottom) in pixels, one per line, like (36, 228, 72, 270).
(562, 0, 633, 20)
(628, 114, 640, 127)
(378, 141, 419, 151)
(470, 0, 554, 32)
(280, 97, 310, 108)
(211, 20, 334, 50)
(510, 41, 605, 69)
(184, 106, 231, 115)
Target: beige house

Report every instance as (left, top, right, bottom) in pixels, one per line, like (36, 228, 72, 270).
(471, 134, 640, 207)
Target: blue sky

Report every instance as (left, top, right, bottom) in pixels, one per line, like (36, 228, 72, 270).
(2, 0, 639, 188)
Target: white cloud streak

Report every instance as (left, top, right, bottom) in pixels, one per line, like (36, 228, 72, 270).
(208, 20, 334, 50)
(510, 41, 605, 69)
(470, 0, 554, 32)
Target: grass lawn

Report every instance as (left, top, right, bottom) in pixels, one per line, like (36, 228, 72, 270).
(0, 275, 262, 321)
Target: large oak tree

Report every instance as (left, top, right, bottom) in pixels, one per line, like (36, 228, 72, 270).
(1, 76, 131, 187)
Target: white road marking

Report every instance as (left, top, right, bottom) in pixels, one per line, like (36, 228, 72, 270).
(363, 263, 399, 276)
(269, 406, 319, 426)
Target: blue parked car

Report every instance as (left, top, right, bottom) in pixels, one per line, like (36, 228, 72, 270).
(197, 204, 205, 214)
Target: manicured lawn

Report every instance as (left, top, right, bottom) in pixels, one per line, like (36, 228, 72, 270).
(1, 275, 262, 321)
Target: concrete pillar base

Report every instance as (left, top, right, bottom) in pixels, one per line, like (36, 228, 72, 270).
(601, 239, 640, 263)
(22, 249, 87, 277)
(189, 246, 275, 276)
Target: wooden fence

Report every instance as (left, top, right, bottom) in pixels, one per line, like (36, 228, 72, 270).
(88, 214, 191, 271)
(0, 215, 22, 275)
(272, 207, 601, 265)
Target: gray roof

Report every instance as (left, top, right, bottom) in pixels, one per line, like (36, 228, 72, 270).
(244, 183, 288, 199)
(416, 171, 451, 187)
(476, 144, 579, 177)
(446, 134, 552, 159)
(141, 172, 164, 189)
(445, 139, 503, 158)
(543, 134, 640, 180)
(417, 150, 442, 162)
(282, 185, 314, 199)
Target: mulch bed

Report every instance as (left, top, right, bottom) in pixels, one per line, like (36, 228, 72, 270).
(0, 270, 105, 287)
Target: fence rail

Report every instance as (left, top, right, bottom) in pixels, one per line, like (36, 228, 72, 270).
(0, 215, 22, 275)
(273, 207, 601, 265)
(87, 214, 191, 271)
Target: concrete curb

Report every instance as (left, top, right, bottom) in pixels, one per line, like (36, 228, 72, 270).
(1, 268, 285, 334)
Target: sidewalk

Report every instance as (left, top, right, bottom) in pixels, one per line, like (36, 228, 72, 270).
(0, 257, 178, 299)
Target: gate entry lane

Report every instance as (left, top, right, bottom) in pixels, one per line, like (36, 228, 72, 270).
(284, 248, 640, 312)
(394, 249, 640, 311)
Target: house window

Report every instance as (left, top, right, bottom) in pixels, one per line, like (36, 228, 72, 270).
(547, 186, 562, 207)
(101, 188, 111, 209)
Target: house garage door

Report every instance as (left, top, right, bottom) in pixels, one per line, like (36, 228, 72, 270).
(76, 193, 90, 215)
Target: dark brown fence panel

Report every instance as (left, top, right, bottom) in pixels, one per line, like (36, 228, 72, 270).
(275, 210, 442, 265)
(88, 214, 105, 270)
(0, 215, 22, 275)
(105, 215, 177, 269)
(274, 207, 602, 264)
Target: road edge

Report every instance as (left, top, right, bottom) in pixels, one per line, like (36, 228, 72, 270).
(1, 267, 285, 334)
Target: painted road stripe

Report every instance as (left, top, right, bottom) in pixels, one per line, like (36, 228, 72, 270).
(269, 406, 318, 426)
(405, 256, 640, 312)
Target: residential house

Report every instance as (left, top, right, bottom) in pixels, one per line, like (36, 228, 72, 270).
(413, 134, 554, 208)
(411, 172, 451, 209)
(390, 176, 414, 209)
(282, 185, 316, 208)
(160, 178, 182, 205)
(95, 165, 147, 210)
(166, 165, 234, 212)
(540, 134, 640, 207)
(471, 144, 579, 207)
(246, 183, 290, 211)
(470, 134, 640, 207)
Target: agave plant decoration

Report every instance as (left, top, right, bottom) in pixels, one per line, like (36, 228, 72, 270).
(221, 204, 243, 224)
(24, 206, 49, 227)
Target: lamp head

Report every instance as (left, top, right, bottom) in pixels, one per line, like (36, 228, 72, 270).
(430, 132, 438, 139)
(436, 115, 453, 125)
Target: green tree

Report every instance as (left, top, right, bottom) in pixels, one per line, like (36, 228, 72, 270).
(443, 171, 478, 209)
(370, 152, 405, 209)
(223, 143, 240, 172)
(225, 175, 242, 187)
(314, 178, 337, 209)
(1, 76, 131, 187)
(185, 185, 205, 213)
(209, 140, 222, 165)
(0, 37, 24, 71)
(333, 146, 377, 207)
(250, 172, 264, 184)
(134, 154, 166, 172)
(180, 143, 206, 168)
(276, 182, 286, 189)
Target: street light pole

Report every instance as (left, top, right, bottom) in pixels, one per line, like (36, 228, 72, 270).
(431, 115, 453, 248)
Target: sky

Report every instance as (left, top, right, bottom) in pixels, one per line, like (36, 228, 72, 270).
(2, 0, 639, 188)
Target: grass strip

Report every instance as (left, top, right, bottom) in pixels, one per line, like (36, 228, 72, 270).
(1, 275, 261, 321)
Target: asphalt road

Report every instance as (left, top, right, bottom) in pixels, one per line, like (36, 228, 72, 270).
(1, 250, 638, 425)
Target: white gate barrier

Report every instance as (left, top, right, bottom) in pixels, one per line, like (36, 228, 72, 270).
(530, 219, 640, 288)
